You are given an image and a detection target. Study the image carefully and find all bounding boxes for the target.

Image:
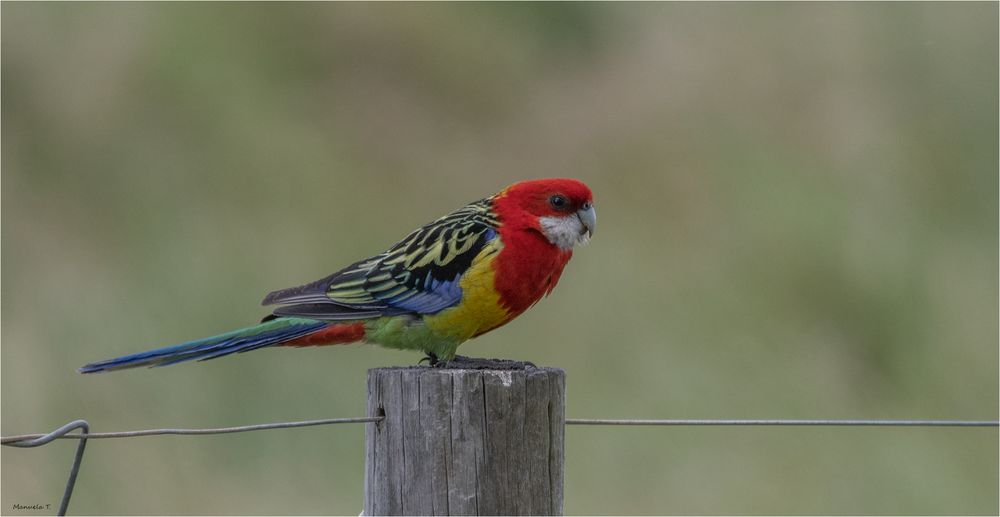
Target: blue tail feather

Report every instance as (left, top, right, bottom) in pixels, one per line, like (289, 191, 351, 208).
(78, 318, 327, 373)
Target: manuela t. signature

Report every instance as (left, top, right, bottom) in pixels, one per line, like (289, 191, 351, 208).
(12, 503, 51, 511)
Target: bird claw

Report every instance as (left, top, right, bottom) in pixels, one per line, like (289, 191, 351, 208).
(420, 352, 453, 367)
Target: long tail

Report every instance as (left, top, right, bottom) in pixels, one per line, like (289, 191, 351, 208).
(79, 318, 365, 373)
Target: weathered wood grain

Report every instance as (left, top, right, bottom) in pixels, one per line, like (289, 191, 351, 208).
(364, 367, 566, 516)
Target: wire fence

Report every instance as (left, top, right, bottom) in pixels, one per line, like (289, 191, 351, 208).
(4, 420, 89, 516)
(0, 417, 381, 443)
(3, 415, 996, 515)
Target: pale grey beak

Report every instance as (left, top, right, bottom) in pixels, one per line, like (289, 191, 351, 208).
(577, 204, 596, 238)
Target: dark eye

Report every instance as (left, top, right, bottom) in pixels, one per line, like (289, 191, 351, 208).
(549, 195, 568, 210)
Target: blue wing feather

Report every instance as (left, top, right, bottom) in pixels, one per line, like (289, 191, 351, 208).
(384, 274, 464, 314)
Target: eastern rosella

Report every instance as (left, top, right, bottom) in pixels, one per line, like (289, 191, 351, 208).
(79, 178, 595, 373)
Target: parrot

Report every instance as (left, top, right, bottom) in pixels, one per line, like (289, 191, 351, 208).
(79, 178, 595, 373)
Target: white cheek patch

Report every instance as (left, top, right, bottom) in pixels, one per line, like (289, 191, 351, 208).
(539, 215, 589, 250)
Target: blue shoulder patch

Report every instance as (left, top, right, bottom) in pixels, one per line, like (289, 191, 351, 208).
(385, 273, 464, 314)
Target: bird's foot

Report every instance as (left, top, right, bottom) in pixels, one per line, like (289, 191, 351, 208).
(420, 352, 442, 367)
(437, 355, 537, 370)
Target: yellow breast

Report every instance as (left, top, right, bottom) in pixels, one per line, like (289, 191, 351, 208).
(423, 239, 510, 341)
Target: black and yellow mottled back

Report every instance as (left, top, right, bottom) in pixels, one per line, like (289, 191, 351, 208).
(261, 198, 500, 320)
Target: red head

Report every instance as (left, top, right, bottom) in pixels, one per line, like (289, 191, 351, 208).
(493, 178, 596, 250)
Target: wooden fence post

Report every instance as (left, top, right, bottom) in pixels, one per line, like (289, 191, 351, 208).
(364, 366, 566, 516)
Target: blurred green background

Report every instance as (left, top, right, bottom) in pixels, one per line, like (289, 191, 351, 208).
(2, 3, 997, 515)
